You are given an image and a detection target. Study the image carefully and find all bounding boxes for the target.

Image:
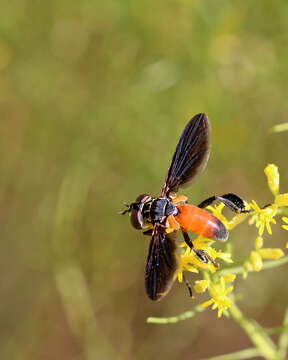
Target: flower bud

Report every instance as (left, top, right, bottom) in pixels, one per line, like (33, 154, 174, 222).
(258, 248, 284, 260)
(194, 280, 208, 293)
(250, 251, 263, 271)
(255, 236, 263, 249)
(264, 164, 279, 196)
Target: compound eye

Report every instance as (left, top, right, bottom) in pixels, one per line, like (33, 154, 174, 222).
(130, 209, 143, 229)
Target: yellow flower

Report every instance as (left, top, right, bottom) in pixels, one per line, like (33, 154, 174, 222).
(194, 280, 209, 293)
(248, 165, 288, 241)
(201, 276, 235, 317)
(178, 235, 233, 280)
(264, 164, 279, 196)
(249, 200, 277, 235)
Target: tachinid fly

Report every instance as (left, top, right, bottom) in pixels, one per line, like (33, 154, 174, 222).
(122, 114, 249, 301)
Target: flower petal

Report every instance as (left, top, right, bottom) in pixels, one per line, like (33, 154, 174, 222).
(201, 299, 214, 308)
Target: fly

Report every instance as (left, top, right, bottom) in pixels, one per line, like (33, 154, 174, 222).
(122, 113, 250, 301)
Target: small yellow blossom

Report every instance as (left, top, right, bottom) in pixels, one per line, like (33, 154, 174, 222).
(194, 280, 209, 293)
(264, 164, 279, 196)
(249, 251, 263, 271)
(249, 201, 277, 235)
(201, 276, 234, 317)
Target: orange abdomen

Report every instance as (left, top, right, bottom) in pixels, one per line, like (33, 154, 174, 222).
(175, 204, 228, 241)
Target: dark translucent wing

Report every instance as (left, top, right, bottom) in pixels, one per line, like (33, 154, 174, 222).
(145, 224, 179, 301)
(162, 113, 211, 197)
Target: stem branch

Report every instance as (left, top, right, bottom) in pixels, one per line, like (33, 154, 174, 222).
(229, 302, 278, 360)
(147, 305, 204, 324)
(278, 307, 288, 359)
(217, 256, 288, 276)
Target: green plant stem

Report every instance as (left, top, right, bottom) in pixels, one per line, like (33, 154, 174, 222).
(200, 348, 261, 360)
(217, 256, 288, 276)
(229, 302, 278, 360)
(265, 324, 288, 335)
(147, 305, 204, 324)
(278, 307, 288, 359)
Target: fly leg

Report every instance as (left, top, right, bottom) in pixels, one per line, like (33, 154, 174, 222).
(198, 193, 251, 214)
(182, 230, 218, 268)
(182, 274, 193, 298)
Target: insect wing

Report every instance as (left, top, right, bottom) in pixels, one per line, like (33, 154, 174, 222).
(145, 224, 179, 301)
(162, 113, 211, 197)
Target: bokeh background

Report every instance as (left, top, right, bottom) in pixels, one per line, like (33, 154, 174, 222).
(1, 0, 288, 359)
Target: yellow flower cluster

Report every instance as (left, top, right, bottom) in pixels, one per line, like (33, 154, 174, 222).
(200, 275, 236, 318)
(249, 164, 288, 238)
(177, 235, 233, 283)
(249, 201, 277, 235)
(177, 164, 287, 317)
(246, 164, 288, 260)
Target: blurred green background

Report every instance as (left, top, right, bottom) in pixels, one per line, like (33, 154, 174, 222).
(1, 0, 288, 359)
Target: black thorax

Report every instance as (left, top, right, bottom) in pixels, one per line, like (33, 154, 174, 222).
(142, 197, 178, 224)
